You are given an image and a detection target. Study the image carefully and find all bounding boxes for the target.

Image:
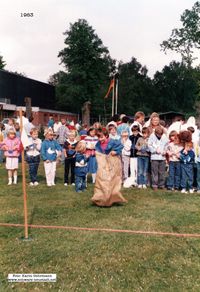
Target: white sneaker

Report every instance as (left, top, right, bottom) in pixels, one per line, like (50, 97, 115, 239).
(71, 183, 75, 186)
(189, 189, 194, 194)
(181, 189, 187, 194)
(64, 183, 68, 186)
(30, 182, 34, 186)
(51, 183, 56, 186)
(138, 185, 142, 189)
(142, 185, 147, 189)
(8, 181, 12, 185)
(34, 181, 39, 186)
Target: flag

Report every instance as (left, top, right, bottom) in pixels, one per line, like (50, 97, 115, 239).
(104, 78, 115, 98)
(21, 128, 32, 149)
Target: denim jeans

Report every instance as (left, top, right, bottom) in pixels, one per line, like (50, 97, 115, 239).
(180, 163, 193, 189)
(64, 157, 75, 184)
(196, 162, 200, 190)
(167, 161, 181, 189)
(151, 160, 166, 188)
(137, 156, 149, 185)
(0, 150, 4, 163)
(75, 175, 86, 192)
(26, 155, 40, 183)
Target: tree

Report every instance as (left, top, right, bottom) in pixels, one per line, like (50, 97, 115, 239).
(0, 55, 6, 69)
(55, 19, 115, 117)
(153, 61, 200, 115)
(161, 1, 200, 66)
(117, 58, 155, 115)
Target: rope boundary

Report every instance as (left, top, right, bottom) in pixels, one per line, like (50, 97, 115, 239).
(1, 222, 200, 238)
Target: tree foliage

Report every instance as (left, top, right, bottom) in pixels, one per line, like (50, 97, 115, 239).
(161, 1, 200, 66)
(50, 16, 200, 120)
(54, 19, 115, 116)
(153, 61, 200, 115)
(117, 58, 154, 115)
(0, 55, 6, 69)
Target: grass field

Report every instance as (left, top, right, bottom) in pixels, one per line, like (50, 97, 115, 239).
(1, 162, 200, 291)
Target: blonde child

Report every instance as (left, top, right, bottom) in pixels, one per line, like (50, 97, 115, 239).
(26, 128, 42, 186)
(1, 128, 21, 185)
(63, 130, 78, 186)
(74, 141, 88, 192)
(41, 128, 62, 187)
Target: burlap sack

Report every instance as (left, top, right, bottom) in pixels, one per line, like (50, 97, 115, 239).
(91, 152, 127, 206)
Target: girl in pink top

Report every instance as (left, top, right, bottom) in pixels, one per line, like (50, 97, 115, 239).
(1, 128, 21, 185)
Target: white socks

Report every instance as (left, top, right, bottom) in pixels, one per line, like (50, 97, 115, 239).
(8, 177, 12, 185)
(8, 176, 17, 185)
(92, 173, 96, 184)
(13, 175, 17, 184)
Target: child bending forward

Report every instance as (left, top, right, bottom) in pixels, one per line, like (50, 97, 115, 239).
(91, 128, 127, 207)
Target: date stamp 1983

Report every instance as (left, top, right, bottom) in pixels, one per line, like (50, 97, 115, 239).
(20, 13, 34, 17)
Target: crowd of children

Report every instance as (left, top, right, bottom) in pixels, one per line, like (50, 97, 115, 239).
(0, 111, 200, 196)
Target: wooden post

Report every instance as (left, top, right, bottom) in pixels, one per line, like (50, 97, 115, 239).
(19, 109, 29, 239)
(112, 76, 115, 117)
(115, 78, 118, 114)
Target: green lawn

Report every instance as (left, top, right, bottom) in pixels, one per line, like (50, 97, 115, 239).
(1, 163, 200, 291)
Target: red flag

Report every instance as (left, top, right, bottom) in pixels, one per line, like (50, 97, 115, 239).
(104, 79, 115, 98)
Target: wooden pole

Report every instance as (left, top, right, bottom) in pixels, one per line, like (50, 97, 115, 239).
(112, 76, 115, 117)
(19, 109, 29, 239)
(115, 78, 118, 114)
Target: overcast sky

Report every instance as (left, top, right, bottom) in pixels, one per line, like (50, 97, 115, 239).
(0, 0, 198, 82)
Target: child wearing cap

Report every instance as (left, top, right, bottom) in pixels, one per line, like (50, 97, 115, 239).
(107, 121, 120, 140)
(1, 128, 21, 185)
(41, 128, 62, 187)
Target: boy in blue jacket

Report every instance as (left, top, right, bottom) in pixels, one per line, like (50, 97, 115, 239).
(41, 128, 62, 186)
(180, 141, 195, 193)
(74, 141, 88, 192)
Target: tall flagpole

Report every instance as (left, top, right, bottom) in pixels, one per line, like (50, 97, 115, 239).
(115, 78, 118, 114)
(19, 109, 29, 239)
(112, 75, 115, 117)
